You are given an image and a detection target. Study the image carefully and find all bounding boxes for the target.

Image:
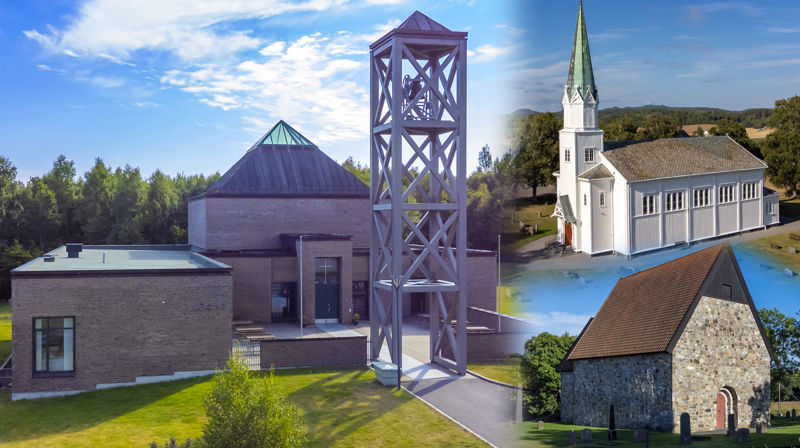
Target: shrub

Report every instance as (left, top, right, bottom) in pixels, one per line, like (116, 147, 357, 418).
(201, 354, 304, 448)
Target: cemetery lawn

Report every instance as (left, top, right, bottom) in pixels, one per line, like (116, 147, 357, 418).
(739, 231, 800, 272)
(512, 419, 800, 447)
(468, 358, 521, 385)
(503, 198, 557, 253)
(0, 368, 487, 448)
(779, 193, 800, 221)
(0, 303, 10, 361)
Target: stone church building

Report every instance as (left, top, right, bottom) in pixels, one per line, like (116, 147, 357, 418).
(558, 243, 773, 432)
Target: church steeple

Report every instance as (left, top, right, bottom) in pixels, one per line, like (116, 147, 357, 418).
(566, 0, 597, 101)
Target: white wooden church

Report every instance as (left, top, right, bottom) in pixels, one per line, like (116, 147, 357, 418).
(552, 2, 780, 256)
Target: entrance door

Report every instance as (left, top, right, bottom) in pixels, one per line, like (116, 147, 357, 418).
(565, 222, 572, 247)
(716, 392, 726, 429)
(314, 258, 340, 323)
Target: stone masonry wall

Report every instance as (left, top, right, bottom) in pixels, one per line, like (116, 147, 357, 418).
(671, 296, 771, 432)
(561, 353, 673, 431)
(12, 273, 232, 395)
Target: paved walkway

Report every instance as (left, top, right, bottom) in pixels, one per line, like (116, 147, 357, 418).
(510, 219, 800, 272)
(404, 375, 518, 447)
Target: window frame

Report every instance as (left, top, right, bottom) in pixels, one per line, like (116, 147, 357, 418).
(584, 147, 595, 163)
(718, 184, 736, 204)
(32, 316, 75, 378)
(641, 194, 657, 216)
(693, 187, 712, 208)
(665, 191, 685, 212)
(564, 148, 571, 163)
(742, 182, 759, 200)
(599, 192, 606, 207)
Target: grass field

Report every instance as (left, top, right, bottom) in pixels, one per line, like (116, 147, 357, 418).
(503, 197, 557, 253)
(0, 368, 487, 448)
(468, 358, 521, 385)
(0, 303, 10, 362)
(513, 418, 800, 447)
(740, 231, 800, 272)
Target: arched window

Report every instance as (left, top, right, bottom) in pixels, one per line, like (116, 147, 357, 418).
(599, 193, 606, 207)
(584, 147, 594, 162)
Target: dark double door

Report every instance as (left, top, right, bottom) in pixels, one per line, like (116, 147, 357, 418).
(315, 258, 340, 322)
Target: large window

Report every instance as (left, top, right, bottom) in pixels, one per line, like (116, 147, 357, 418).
(642, 194, 656, 215)
(719, 184, 735, 204)
(271, 282, 297, 322)
(742, 182, 759, 200)
(666, 191, 684, 212)
(693, 188, 711, 207)
(34, 317, 74, 375)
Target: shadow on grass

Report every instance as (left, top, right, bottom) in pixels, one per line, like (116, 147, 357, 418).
(0, 374, 211, 444)
(284, 367, 414, 448)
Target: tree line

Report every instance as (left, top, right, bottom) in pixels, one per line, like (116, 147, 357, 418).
(508, 96, 800, 199)
(0, 155, 220, 298)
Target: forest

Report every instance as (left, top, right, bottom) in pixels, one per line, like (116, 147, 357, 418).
(0, 155, 220, 298)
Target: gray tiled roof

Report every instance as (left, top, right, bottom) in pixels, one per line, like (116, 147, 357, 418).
(602, 136, 766, 181)
(578, 164, 613, 180)
(203, 121, 369, 198)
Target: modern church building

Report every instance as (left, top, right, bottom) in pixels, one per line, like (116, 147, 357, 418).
(552, 3, 780, 256)
(10, 120, 497, 399)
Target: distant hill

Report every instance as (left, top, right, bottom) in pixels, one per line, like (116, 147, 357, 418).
(512, 105, 773, 129)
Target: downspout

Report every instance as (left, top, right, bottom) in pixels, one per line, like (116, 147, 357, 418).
(299, 235, 304, 338)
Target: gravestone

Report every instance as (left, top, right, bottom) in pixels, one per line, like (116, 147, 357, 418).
(537, 420, 544, 430)
(538, 211, 542, 218)
(786, 411, 791, 419)
(519, 221, 525, 230)
(793, 409, 797, 420)
(569, 429, 576, 447)
(529, 226, 535, 236)
(727, 414, 736, 437)
(756, 422, 765, 434)
(608, 405, 618, 441)
(789, 247, 797, 254)
(581, 428, 592, 442)
(770, 242, 782, 249)
(535, 223, 539, 233)
(633, 429, 649, 443)
(680, 413, 691, 445)
(736, 428, 750, 443)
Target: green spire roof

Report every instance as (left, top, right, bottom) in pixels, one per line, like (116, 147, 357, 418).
(567, 1, 597, 101)
(261, 120, 314, 146)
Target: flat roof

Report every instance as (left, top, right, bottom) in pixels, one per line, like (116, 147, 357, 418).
(13, 245, 230, 275)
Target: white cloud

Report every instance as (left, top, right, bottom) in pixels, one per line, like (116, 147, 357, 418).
(22, 0, 347, 62)
(471, 43, 515, 63)
(518, 311, 592, 337)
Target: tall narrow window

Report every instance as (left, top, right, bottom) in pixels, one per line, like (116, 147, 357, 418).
(33, 317, 74, 374)
(693, 188, 711, 207)
(599, 193, 606, 207)
(642, 194, 656, 215)
(666, 191, 685, 212)
(584, 147, 594, 162)
(583, 194, 587, 206)
(564, 148, 571, 162)
(742, 182, 758, 200)
(719, 185, 735, 204)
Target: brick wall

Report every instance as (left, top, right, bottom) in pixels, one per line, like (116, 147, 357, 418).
(214, 256, 270, 322)
(671, 296, 771, 432)
(260, 336, 367, 368)
(191, 196, 370, 250)
(11, 273, 232, 395)
(442, 332, 530, 361)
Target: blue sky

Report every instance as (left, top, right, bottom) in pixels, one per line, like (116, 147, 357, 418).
(0, 0, 516, 182)
(510, 0, 800, 113)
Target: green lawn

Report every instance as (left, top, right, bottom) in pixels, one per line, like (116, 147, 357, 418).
(739, 230, 800, 272)
(0, 368, 487, 448)
(502, 198, 557, 253)
(468, 358, 520, 385)
(512, 419, 800, 447)
(0, 303, 10, 362)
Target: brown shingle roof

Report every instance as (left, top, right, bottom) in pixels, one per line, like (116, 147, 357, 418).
(568, 244, 724, 360)
(602, 136, 766, 181)
(578, 164, 613, 180)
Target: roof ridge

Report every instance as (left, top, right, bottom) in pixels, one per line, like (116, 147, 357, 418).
(619, 243, 725, 281)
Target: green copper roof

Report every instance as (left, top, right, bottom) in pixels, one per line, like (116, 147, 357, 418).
(261, 120, 314, 146)
(567, 1, 597, 101)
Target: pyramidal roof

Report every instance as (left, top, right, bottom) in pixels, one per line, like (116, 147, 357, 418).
(202, 121, 369, 198)
(566, 1, 597, 101)
(370, 10, 467, 49)
(259, 120, 314, 146)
